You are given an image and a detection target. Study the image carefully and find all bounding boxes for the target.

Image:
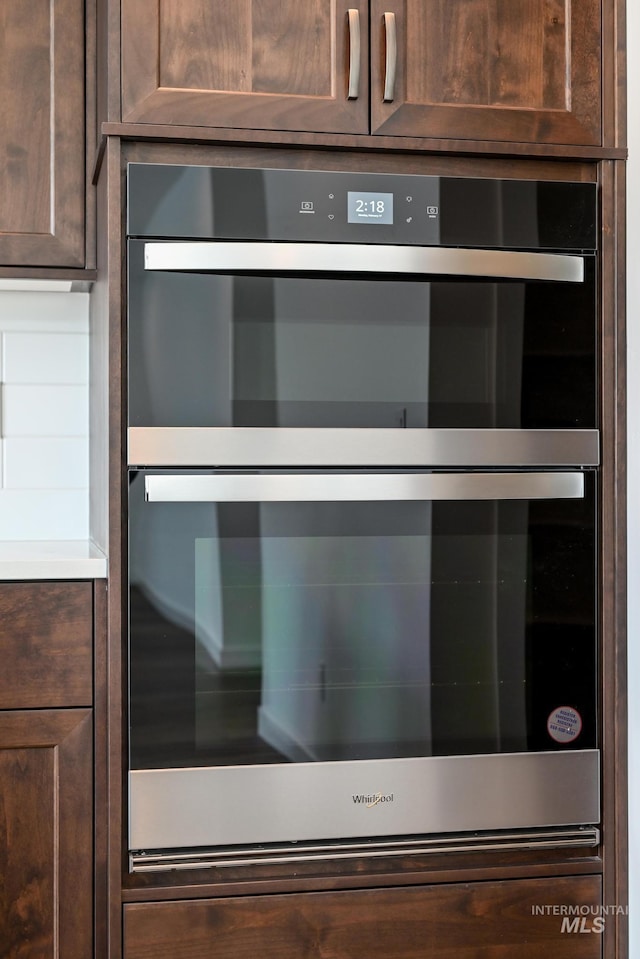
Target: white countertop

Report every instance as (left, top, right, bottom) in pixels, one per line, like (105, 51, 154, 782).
(0, 541, 107, 579)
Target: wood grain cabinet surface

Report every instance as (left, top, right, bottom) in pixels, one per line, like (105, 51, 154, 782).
(0, 581, 92, 709)
(370, 0, 602, 145)
(120, 0, 602, 146)
(0, 709, 93, 959)
(0, 0, 85, 267)
(124, 875, 603, 958)
(0, 583, 95, 957)
(121, 0, 370, 134)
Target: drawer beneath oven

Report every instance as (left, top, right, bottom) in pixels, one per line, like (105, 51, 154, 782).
(123, 875, 603, 959)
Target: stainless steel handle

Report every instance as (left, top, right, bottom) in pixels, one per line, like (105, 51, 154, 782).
(347, 9, 361, 99)
(144, 242, 584, 283)
(145, 472, 584, 503)
(383, 12, 397, 102)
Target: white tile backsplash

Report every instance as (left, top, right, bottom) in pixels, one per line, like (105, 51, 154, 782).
(3, 385, 88, 437)
(4, 438, 88, 489)
(3, 332, 88, 384)
(0, 292, 89, 331)
(0, 489, 88, 539)
(0, 292, 91, 541)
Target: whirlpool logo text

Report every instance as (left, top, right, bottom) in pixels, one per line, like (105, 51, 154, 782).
(352, 792, 394, 808)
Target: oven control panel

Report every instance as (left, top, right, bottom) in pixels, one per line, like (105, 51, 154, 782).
(128, 164, 597, 251)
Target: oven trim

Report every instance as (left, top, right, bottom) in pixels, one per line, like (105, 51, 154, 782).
(128, 427, 600, 468)
(128, 750, 600, 851)
(129, 826, 601, 872)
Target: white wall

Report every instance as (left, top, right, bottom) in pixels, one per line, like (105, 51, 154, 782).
(629, 0, 640, 945)
(0, 291, 89, 540)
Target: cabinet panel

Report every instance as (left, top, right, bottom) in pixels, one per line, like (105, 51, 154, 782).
(121, 0, 369, 134)
(0, 710, 93, 959)
(124, 875, 602, 958)
(0, 582, 92, 709)
(0, 0, 85, 266)
(370, 0, 601, 145)
(119, 0, 603, 147)
(0, 747, 54, 956)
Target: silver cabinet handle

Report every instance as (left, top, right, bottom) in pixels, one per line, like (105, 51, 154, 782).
(145, 472, 584, 503)
(347, 9, 361, 99)
(144, 242, 584, 282)
(383, 11, 397, 102)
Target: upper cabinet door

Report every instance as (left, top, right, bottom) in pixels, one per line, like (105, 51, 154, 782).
(121, 0, 369, 134)
(370, 0, 602, 146)
(0, 0, 85, 267)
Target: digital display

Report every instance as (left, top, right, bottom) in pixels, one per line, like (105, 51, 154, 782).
(348, 192, 393, 225)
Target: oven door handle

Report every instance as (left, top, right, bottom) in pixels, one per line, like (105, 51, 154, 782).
(144, 472, 584, 503)
(143, 242, 584, 283)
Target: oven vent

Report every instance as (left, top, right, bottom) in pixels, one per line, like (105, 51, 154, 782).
(129, 826, 600, 872)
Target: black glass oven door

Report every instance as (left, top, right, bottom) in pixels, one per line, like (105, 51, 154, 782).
(128, 469, 596, 772)
(127, 241, 596, 440)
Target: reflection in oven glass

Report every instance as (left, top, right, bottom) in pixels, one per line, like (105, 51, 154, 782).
(129, 483, 596, 772)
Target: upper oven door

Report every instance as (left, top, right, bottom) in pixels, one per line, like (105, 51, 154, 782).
(127, 239, 597, 468)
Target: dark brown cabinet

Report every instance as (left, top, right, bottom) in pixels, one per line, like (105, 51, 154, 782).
(93, 137, 626, 959)
(0, 0, 86, 267)
(121, 0, 370, 134)
(370, 0, 602, 145)
(120, 0, 602, 146)
(0, 710, 93, 959)
(0, 582, 92, 709)
(0, 583, 95, 959)
(123, 875, 603, 959)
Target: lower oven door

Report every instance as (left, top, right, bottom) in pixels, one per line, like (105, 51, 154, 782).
(128, 469, 598, 852)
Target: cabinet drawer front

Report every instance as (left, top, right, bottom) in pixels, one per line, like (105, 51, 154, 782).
(0, 582, 92, 708)
(124, 875, 602, 958)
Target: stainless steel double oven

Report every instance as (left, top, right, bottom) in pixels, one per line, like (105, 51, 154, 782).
(126, 163, 599, 868)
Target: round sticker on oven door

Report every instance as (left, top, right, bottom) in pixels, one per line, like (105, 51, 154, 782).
(547, 706, 583, 743)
